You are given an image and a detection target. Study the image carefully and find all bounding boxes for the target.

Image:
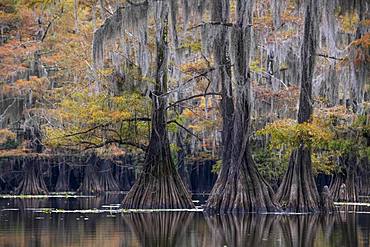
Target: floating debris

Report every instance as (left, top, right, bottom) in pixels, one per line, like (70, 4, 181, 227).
(334, 202, 370, 207)
(0, 194, 95, 199)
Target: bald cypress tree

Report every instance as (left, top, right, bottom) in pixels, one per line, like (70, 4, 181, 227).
(275, 0, 333, 212)
(205, 0, 279, 213)
(121, 1, 194, 209)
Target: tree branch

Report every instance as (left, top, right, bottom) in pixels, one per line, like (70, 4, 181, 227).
(166, 92, 221, 110)
(316, 53, 344, 61)
(187, 21, 234, 31)
(167, 120, 201, 141)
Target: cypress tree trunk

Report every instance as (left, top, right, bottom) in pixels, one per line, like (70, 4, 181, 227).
(77, 157, 103, 194)
(329, 171, 346, 201)
(205, 0, 279, 213)
(16, 157, 48, 195)
(344, 153, 359, 202)
(122, 1, 194, 209)
(55, 163, 70, 192)
(99, 159, 120, 191)
(275, 0, 333, 212)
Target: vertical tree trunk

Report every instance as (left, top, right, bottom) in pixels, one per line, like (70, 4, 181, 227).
(329, 170, 345, 201)
(73, 0, 79, 34)
(99, 159, 120, 191)
(55, 163, 70, 192)
(275, 0, 333, 212)
(205, 0, 279, 213)
(344, 153, 359, 202)
(122, 1, 194, 209)
(16, 157, 48, 195)
(77, 157, 103, 194)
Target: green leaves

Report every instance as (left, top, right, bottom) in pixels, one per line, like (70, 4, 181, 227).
(43, 89, 150, 150)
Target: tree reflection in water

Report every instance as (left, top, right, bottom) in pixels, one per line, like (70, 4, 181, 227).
(204, 213, 278, 246)
(280, 215, 319, 247)
(203, 213, 368, 247)
(123, 212, 194, 247)
(0, 203, 368, 247)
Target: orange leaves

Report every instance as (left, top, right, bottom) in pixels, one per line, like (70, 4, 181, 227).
(352, 33, 370, 48)
(180, 59, 209, 74)
(182, 108, 194, 118)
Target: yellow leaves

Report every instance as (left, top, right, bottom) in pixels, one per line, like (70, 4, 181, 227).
(98, 68, 114, 76)
(110, 111, 132, 122)
(339, 12, 359, 33)
(189, 120, 216, 133)
(312, 153, 336, 175)
(0, 129, 16, 145)
(42, 89, 150, 150)
(257, 117, 333, 150)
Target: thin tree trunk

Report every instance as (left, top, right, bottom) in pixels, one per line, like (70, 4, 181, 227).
(55, 163, 70, 192)
(122, 1, 194, 209)
(74, 0, 79, 33)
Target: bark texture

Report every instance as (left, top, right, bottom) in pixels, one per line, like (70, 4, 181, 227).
(77, 162, 103, 194)
(55, 163, 70, 192)
(98, 159, 120, 191)
(122, 2, 194, 209)
(16, 158, 48, 195)
(275, 0, 333, 212)
(205, 0, 279, 213)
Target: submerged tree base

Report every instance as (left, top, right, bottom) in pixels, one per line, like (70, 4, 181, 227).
(276, 146, 333, 212)
(205, 154, 280, 213)
(122, 167, 194, 209)
(16, 159, 48, 195)
(77, 164, 103, 195)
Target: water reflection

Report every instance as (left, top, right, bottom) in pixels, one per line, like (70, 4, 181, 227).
(279, 215, 319, 247)
(123, 212, 193, 247)
(0, 197, 369, 247)
(204, 214, 278, 246)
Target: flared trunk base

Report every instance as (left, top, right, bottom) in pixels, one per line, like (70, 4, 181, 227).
(205, 156, 280, 213)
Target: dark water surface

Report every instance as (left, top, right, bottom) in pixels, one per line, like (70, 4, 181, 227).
(0, 195, 369, 247)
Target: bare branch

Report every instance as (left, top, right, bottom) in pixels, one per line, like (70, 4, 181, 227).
(316, 53, 344, 61)
(187, 21, 234, 31)
(166, 92, 221, 110)
(167, 120, 201, 141)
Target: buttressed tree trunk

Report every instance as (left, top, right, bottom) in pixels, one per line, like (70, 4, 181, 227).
(122, 1, 194, 209)
(205, 0, 279, 213)
(16, 157, 48, 195)
(275, 0, 333, 212)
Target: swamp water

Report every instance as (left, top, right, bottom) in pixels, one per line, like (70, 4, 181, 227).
(0, 194, 369, 247)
